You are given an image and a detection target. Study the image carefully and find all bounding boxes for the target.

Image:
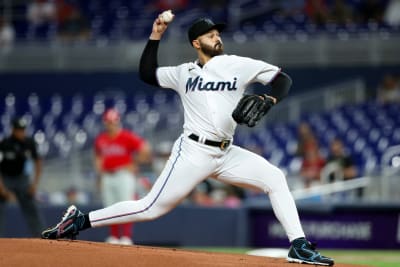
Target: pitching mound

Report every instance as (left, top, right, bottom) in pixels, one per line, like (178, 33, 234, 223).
(0, 238, 368, 267)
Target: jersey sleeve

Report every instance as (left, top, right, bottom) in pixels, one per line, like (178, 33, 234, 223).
(238, 56, 281, 85)
(254, 66, 281, 85)
(127, 131, 145, 152)
(156, 66, 180, 90)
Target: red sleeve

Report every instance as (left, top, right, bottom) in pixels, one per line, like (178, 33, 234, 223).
(126, 130, 145, 152)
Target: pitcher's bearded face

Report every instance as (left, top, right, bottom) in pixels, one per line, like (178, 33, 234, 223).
(197, 29, 224, 57)
(199, 40, 223, 57)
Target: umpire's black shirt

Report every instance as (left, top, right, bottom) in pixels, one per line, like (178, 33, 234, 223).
(0, 136, 40, 176)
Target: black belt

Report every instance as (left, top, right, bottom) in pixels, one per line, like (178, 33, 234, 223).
(188, 134, 231, 150)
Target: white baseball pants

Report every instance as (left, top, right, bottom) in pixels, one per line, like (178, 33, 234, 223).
(89, 134, 305, 242)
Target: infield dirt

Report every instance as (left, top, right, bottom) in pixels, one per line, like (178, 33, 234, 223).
(0, 238, 371, 267)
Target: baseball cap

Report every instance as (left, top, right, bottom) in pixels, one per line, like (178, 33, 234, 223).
(12, 117, 27, 129)
(102, 108, 120, 123)
(188, 18, 226, 45)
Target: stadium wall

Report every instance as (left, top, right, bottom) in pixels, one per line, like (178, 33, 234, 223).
(2, 204, 399, 248)
(0, 65, 400, 99)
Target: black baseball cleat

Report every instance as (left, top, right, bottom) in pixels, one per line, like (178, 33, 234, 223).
(287, 238, 334, 266)
(41, 205, 84, 240)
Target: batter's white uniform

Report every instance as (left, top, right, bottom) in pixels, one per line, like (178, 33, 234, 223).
(89, 55, 305, 242)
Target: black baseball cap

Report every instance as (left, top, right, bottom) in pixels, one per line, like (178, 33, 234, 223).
(12, 117, 27, 129)
(188, 18, 226, 46)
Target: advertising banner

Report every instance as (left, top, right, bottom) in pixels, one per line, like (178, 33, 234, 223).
(250, 206, 400, 248)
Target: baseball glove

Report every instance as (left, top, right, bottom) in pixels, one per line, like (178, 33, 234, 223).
(232, 94, 275, 127)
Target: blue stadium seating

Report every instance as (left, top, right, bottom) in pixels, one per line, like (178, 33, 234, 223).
(10, 0, 400, 42)
(3, 91, 397, 177)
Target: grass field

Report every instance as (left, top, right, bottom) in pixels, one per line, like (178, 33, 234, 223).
(321, 250, 400, 267)
(188, 248, 400, 267)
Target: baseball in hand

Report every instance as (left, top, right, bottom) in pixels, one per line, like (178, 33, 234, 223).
(160, 10, 174, 23)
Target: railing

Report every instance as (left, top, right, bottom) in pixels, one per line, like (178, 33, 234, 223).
(39, 149, 97, 200)
(378, 145, 400, 201)
(291, 177, 371, 201)
(297, 144, 400, 203)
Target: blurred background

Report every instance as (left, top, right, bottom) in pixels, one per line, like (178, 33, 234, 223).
(0, 0, 399, 250)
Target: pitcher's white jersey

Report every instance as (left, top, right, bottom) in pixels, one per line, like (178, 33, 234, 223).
(156, 55, 281, 140)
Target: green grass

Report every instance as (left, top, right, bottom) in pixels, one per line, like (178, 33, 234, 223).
(322, 250, 400, 267)
(186, 247, 400, 267)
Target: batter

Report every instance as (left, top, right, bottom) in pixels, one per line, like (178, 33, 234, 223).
(42, 13, 334, 266)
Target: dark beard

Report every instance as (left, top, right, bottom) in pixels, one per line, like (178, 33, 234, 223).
(199, 41, 223, 57)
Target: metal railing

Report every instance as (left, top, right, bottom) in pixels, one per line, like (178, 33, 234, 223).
(291, 176, 371, 201)
(297, 144, 400, 203)
(378, 145, 400, 201)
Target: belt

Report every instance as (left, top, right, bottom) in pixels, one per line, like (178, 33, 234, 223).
(188, 134, 231, 151)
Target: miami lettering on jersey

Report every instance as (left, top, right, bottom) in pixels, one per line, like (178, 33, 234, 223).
(185, 76, 238, 93)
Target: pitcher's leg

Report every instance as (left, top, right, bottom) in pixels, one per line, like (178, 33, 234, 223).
(89, 138, 212, 227)
(41, 137, 215, 240)
(216, 146, 304, 241)
(267, 170, 305, 241)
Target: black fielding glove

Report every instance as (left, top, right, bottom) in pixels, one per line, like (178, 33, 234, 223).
(232, 94, 275, 127)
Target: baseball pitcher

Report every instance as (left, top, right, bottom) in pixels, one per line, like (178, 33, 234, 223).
(42, 13, 334, 266)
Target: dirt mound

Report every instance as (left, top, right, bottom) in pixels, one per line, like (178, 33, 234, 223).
(0, 238, 368, 267)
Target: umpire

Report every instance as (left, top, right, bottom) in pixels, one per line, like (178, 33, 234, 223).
(0, 117, 43, 237)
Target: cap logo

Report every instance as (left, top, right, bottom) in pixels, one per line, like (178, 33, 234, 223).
(188, 18, 226, 45)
